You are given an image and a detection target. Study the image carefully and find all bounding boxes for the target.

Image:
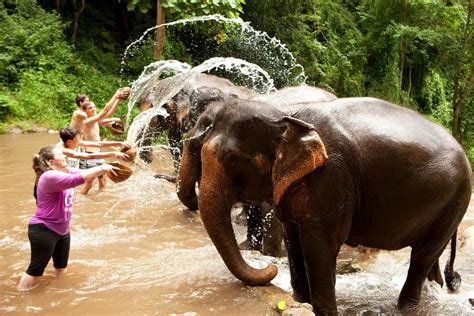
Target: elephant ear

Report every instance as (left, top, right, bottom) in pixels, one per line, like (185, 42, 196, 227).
(272, 116, 328, 205)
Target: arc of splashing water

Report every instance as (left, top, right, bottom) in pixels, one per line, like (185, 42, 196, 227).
(120, 14, 306, 84)
(125, 57, 276, 154)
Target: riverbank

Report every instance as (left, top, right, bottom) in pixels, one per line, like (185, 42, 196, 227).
(6, 126, 57, 134)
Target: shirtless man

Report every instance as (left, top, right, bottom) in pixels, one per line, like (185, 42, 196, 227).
(70, 88, 130, 134)
(70, 87, 131, 194)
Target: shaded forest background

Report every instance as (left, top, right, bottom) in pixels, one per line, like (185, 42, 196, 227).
(0, 0, 472, 163)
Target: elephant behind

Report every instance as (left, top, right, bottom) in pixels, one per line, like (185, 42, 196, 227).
(177, 96, 471, 314)
(251, 85, 337, 104)
(136, 74, 258, 168)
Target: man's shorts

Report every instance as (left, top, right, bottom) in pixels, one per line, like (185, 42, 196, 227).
(26, 224, 70, 276)
(80, 157, 104, 169)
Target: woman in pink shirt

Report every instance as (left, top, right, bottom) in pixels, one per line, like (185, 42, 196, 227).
(17, 144, 117, 291)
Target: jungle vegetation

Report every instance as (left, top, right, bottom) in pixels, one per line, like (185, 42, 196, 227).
(0, 0, 472, 164)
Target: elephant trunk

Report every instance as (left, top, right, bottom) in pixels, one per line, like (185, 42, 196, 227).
(199, 191, 278, 285)
(198, 152, 278, 285)
(176, 141, 200, 210)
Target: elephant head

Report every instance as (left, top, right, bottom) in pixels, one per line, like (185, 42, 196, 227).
(176, 84, 335, 210)
(136, 74, 257, 169)
(177, 98, 327, 284)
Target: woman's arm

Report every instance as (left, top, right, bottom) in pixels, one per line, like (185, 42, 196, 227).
(41, 165, 118, 192)
(83, 89, 125, 125)
(81, 164, 117, 182)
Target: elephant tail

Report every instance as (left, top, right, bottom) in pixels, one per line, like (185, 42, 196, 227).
(444, 230, 461, 292)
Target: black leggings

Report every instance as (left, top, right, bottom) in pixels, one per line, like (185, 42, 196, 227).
(26, 224, 70, 277)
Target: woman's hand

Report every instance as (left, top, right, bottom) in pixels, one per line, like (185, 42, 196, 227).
(101, 163, 119, 177)
(112, 152, 129, 160)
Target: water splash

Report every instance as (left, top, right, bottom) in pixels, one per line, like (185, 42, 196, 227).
(120, 14, 306, 87)
(125, 57, 276, 161)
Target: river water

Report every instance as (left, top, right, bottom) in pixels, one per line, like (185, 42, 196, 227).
(1, 133, 473, 315)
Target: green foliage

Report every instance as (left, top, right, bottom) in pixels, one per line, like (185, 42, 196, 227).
(243, 0, 366, 94)
(0, 0, 75, 86)
(0, 1, 125, 131)
(127, 0, 246, 19)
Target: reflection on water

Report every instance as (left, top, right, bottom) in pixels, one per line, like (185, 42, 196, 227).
(1, 133, 473, 315)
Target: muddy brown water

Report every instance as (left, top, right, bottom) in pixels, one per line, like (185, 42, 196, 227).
(1, 133, 473, 315)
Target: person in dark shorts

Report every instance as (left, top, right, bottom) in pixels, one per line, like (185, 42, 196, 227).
(58, 126, 129, 169)
(17, 144, 118, 291)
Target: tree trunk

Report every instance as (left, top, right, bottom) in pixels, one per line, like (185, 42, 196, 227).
(71, 0, 86, 43)
(53, 0, 61, 11)
(399, 40, 405, 104)
(153, 0, 165, 60)
(407, 63, 413, 108)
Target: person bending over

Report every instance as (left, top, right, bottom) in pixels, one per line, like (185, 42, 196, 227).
(58, 126, 129, 169)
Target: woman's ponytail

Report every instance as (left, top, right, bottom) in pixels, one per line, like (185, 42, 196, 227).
(32, 145, 56, 200)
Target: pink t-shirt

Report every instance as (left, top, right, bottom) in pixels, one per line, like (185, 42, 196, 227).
(29, 169, 84, 235)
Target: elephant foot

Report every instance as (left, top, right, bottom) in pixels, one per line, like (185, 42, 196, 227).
(234, 209, 247, 225)
(397, 296, 420, 314)
(292, 291, 311, 304)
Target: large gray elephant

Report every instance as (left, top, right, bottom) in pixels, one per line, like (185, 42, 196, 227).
(176, 96, 471, 314)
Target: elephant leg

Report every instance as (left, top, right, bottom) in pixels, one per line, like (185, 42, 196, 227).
(283, 221, 310, 303)
(298, 221, 341, 314)
(239, 204, 263, 251)
(398, 196, 468, 313)
(261, 203, 284, 257)
(248, 204, 264, 250)
(168, 130, 182, 173)
(138, 135, 154, 163)
(397, 244, 447, 312)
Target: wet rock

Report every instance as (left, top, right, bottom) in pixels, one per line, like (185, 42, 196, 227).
(336, 259, 361, 274)
(281, 303, 314, 316)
